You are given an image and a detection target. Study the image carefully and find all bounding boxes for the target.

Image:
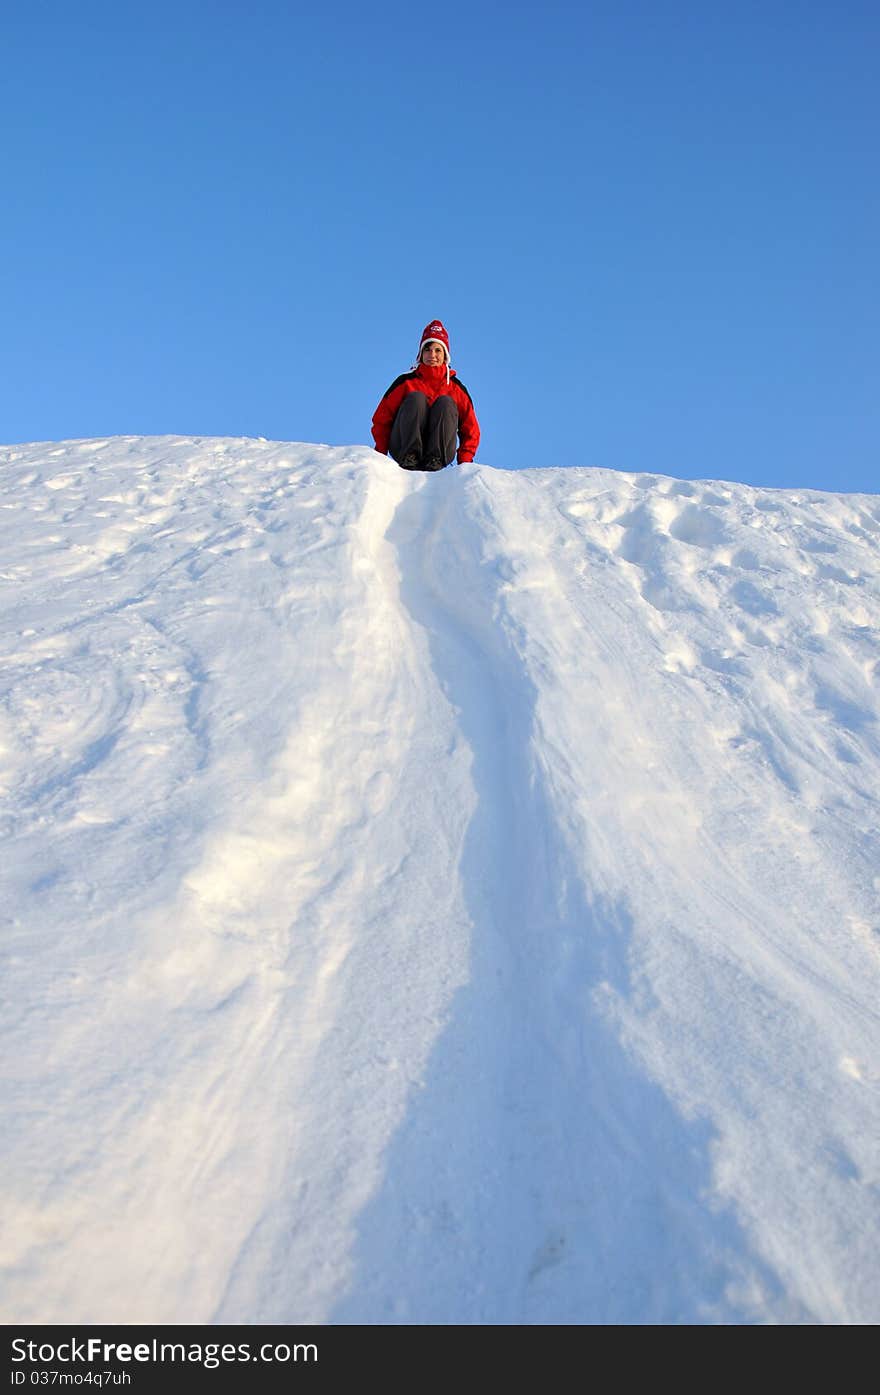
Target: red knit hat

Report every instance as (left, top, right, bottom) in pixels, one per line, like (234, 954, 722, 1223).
(417, 319, 450, 363)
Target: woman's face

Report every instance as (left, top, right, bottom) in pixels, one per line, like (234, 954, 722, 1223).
(421, 342, 446, 366)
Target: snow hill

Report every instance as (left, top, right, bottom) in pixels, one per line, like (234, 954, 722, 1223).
(2, 436, 879, 1326)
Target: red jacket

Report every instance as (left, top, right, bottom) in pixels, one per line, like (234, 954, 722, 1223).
(372, 362, 480, 463)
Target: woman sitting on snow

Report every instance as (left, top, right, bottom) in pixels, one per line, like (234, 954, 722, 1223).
(371, 320, 480, 472)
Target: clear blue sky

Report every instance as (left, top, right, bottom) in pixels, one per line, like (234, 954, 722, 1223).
(2, 0, 877, 491)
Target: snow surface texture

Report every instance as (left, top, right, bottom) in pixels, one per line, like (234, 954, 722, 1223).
(1, 436, 879, 1326)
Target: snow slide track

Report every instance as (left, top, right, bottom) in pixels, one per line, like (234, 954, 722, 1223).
(333, 467, 790, 1324)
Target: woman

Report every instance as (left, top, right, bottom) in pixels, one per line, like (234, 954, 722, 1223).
(371, 320, 480, 471)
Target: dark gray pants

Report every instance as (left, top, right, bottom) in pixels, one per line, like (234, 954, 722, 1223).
(389, 392, 458, 470)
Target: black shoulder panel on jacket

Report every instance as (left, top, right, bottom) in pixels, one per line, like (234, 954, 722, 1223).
(380, 371, 418, 402)
(453, 377, 474, 405)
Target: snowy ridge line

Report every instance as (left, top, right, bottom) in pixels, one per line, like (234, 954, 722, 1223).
(1, 436, 879, 1325)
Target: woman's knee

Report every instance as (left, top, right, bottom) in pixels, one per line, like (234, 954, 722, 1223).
(399, 391, 429, 418)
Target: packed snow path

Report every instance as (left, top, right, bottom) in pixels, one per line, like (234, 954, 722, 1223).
(2, 437, 879, 1325)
